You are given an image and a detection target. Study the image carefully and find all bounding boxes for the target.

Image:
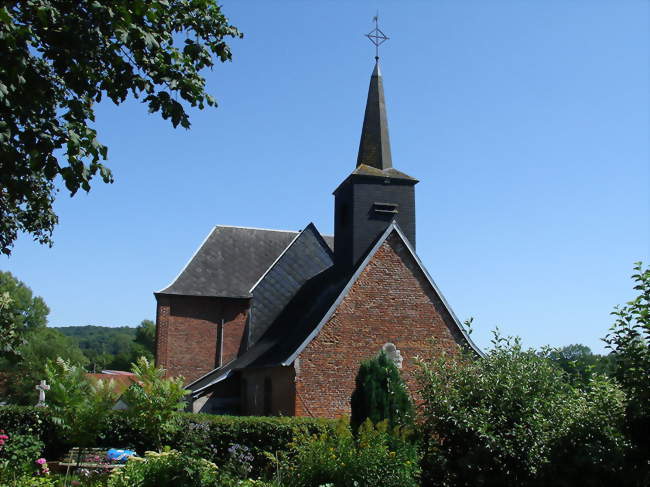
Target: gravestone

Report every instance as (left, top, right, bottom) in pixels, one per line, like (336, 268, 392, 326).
(35, 379, 50, 407)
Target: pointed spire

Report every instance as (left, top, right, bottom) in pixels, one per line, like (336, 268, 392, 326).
(356, 59, 392, 170)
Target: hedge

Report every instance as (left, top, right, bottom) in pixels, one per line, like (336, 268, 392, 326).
(0, 406, 334, 476)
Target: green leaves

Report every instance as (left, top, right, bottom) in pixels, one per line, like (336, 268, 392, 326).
(122, 356, 189, 451)
(0, 271, 49, 360)
(44, 356, 119, 447)
(350, 351, 414, 433)
(603, 262, 650, 484)
(416, 333, 628, 486)
(0, 0, 242, 255)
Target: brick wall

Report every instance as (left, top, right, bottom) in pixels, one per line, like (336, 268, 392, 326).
(155, 295, 249, 384)
(295, 231, 466, 418)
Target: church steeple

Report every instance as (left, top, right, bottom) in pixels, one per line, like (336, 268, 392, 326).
(356, 60, 392, 170)
(333, 19, 418, 271)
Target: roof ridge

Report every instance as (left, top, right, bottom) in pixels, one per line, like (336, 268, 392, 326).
(216, 225, 299, 233)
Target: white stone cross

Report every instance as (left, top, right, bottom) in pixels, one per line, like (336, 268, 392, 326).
(35, 380, 50, 407)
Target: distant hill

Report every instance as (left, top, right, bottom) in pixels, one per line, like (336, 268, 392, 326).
(53, 325, 137, 357)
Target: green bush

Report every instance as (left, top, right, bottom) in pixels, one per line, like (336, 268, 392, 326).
(107, 450, 219, 487)
(121, 357, 188, 452)
(0, 407, 60, 459)
(277, 419, 420, 487)
(45, 358, 118, 448)
(0, 432, 45, 477)
(604, 262, 650, 486)
(416, 333, 627, 487)
(166, 414, 334, 478)
(0, 476, 57, 487)
(0, 406, 334, 478)
(350, 351, 414, 432)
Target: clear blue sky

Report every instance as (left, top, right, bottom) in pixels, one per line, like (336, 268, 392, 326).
(3, 1, 648, 354)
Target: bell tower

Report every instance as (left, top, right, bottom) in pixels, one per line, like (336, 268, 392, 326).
(334, 55, 418, 270)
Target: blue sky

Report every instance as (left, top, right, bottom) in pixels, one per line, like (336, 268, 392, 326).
(3, 1, 648, 354)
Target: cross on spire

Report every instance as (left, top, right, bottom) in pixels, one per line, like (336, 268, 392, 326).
(365, 14, 389, 60)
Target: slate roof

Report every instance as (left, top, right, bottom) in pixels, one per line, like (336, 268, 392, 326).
(157, 226, 333, 298)
(357, 60, 393, 170)
(352, 164, 418, 181)
(248, 223, 334, 346)
(187, 223, 483, 397)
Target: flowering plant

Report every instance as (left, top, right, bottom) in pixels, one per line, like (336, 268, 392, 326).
(225, 444, 254, 479)
(35, 457, 50, 475)
(0, 430, 8, 448)
(0, 431, 46, 477)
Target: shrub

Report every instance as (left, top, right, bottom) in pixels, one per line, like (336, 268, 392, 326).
(107, 450, 219, 487)
(0, 406, 334, 478)
(45, 357, 118, 448)
(416, 333, 627, 487)
(604, 262, 650, 486)
(350, 350, 414, 432)
(121, 357, 188, 452)
(277, 418, 420, 487)
(0, 476, 57, 487)
(164, 414, 334, 478)
(0, 432, 46, 477)
(0, 408, 60, 459)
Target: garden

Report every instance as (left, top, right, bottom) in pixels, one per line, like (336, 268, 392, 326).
(0, 264, 648, 487)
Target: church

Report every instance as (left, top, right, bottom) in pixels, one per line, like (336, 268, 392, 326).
(154, 56, 481, 418)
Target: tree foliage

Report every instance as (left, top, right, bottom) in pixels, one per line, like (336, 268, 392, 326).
(44, 357, 119, 447)
(0, 327, 88, 405)
(0, 271, 49, 358)
(547, 343, 613, 386)
(350, 351, 414, 433)
(122, 356, 188, 451)
(416, 334, 627, 487)
(135, 319, 156, 355)
(604, 262, 650, 485)
(54, 323, 153, 371)
(0, 0, 242, 254)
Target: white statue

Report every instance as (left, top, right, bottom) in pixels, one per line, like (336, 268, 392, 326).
(381, 342, 403, 369)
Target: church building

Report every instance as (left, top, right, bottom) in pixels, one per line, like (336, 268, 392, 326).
(154, 57, 481, 417)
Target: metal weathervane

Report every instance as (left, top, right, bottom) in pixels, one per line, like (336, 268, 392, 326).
(365, 14, 389, 60)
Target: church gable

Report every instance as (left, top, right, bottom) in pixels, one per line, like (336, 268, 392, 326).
(294, 225, 476, 418)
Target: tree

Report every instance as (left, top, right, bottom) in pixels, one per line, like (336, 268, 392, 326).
(604, 262, 650, 486)
(0, 1, 242, 254)
(0, 271, 49, 358)
(350, 350, 414, 433)
(547, 344, 613, 385)
(1, 327, 88, 404)
(416, 333, 627, 487)
(134, 319, 156, 355)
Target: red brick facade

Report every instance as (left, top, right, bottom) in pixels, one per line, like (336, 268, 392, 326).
(294, 231, 464, 418)
(155, 294, 249, 384)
